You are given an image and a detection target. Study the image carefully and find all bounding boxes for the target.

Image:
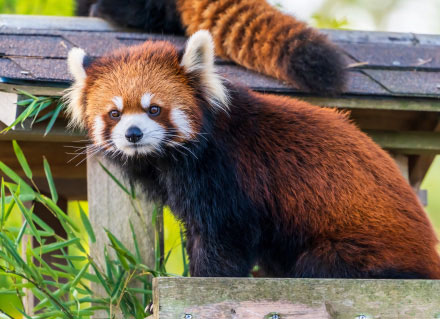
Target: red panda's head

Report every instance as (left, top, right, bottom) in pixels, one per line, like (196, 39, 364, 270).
(65, 30, 228, 156)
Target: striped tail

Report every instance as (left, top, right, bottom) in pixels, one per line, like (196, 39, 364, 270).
(177, 0, 347, 95)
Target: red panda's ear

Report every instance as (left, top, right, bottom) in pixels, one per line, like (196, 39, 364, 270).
(67, 48, 88, 83)
(64, 48, 89, 129)
(181, 30, 229, 111)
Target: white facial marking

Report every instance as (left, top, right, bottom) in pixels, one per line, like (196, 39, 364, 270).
(170, 109, 193, 139)
(112, 96, 123, 111)
(93, 116, 105, 145)
(141, 93, 154, 109)
(112, 113, 166, 156)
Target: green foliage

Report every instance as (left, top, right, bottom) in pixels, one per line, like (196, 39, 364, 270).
(0, 0, 74, 16)
(0, 141, 188, 318)
(1, 92, 62, 136)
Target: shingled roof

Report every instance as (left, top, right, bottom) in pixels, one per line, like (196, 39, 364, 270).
(0, 15, 439, 98)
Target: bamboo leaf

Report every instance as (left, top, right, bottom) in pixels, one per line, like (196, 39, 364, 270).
(70, 262, 90, 288)
(33, 237, 80, 255)
(99, 161, 131, 196)
(20, 100, 37, 127)
(1, 178, 5, 229)
(90, 262, 111, 295)
(43, 156, 58, 203)
(130, 220, 141, 263)
(44, 102, 64, 136)
(16, 89, 37, 100)
(0, 161, 34, 195)
(30, 100, 52, 127)
(14, 220, 27, 246)
(34, 110, 55, 123)
(16, 98, 34, 106)
(38, 195, 79, 232)
(78, 202, 95, 243)
(12, 140, 33, 179)
(8, 186, 41, 244)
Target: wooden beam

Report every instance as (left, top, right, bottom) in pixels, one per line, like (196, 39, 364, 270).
(87, 156, 156, 318)
(153, 277, 440, 319)
(366, 130, 440, 154)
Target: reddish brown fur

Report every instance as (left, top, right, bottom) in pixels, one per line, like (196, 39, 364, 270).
(177, 0, 346, 93)
(72, 40, 440, 279)
(81, 42, 202, 141)
(224, 93, 440, 278)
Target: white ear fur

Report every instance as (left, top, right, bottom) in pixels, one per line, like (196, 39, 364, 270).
(64, 48, 88, 129)
(181, 30, 229, 111)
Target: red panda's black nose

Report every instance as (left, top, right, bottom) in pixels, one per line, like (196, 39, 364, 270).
(125, 126, 143, 143)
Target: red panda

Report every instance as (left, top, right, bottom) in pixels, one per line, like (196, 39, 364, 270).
(66, 31, 440, 279)
(76, 0, 346, 95)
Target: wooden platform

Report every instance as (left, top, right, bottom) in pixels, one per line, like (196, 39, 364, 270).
(153, 277, 440, 319)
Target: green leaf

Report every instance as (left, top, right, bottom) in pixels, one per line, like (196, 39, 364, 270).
(15, 220, 28, 246)
(0, 102, 35, 133)
(70, 262, 90, 288)
(12, 140, 32, 179)
(110, 271, 126, 301)
(31, 213, 55, 236)
(16, 89, 37, 100)
(99, 161, 131, 196)
(16, 98, 35, 106)
(8, 186, 41, 244)
(130, 221, 141, 263)
(52, 255, 87, 261)
(44, 101, 64, 135)
(1, 178, 5, 229)
(38, 195, 80, 232)
(90, 262, 111, 295)
(0, 161, 34, 195)
(30, 100, 52, 127)
(78, 202, 95, 243)
(34, 110, 54, 123)
(20, 100, 37, 127)
(43, 156, 58, 203)
(33, 237, 80, 254)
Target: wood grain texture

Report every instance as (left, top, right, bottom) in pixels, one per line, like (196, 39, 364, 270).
(153, 277, 440, 319)
(87, 156, 155, 318)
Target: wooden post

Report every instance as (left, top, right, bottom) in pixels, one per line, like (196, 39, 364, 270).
(153, 277, 440, 319)
(87, 156, 156, 318)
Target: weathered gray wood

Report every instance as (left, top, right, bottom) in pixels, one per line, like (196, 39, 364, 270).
(87, 156, 155, 318)
(153, 277, 440, 319)
(366, 130, 440, 154)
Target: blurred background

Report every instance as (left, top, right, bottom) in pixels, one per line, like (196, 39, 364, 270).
(0, 0, 439, 317)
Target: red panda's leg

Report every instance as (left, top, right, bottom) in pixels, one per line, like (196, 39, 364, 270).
(185, 228, 258, 277)
(291, 242, 431, 279)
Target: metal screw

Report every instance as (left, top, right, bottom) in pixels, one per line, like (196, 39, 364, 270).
(184, 314, 192, 319)
(271, 314, 280, 319)
(356, 315, 368, 319)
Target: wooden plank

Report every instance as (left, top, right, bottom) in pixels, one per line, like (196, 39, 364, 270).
(153, 277, 440, 319)
(303, 96, 440, 112)
(366, 130, 440, 154)
(87, 156, 155, 318)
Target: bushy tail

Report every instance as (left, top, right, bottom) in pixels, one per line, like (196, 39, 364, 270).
(177, 0, 346, 94)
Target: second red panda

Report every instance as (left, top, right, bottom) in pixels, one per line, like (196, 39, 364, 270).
(66, 31, 440, 278)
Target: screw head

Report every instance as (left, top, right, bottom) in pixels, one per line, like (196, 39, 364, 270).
(355, 315, 368, 319)
(184, 314, 192, 319)
(271, 314, 280, 319)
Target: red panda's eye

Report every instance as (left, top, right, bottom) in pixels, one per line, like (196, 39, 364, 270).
(148, 105, 161, 116)
(109, 110, 121, 120)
